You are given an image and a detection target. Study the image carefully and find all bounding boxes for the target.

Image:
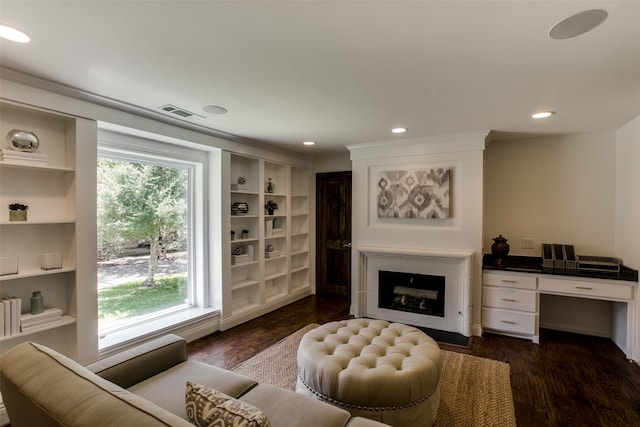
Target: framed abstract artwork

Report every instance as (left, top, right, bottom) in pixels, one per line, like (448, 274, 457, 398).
(376, 168, 451, 219)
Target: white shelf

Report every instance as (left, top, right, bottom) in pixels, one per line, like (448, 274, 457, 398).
(291, 266, 309, 274)
(265, 272, 287, 281)
(1, 218, 75, 226)
(0, 162, 74, 173)
(0, 266, 75, 282)
(231, 260, 259, 268)
(0, 315, 76, 343)
(231, 238, 259, 243)
(231, 279, 260, 291)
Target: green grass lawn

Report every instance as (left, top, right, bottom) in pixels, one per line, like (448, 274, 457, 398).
(98, 274, 188, 324)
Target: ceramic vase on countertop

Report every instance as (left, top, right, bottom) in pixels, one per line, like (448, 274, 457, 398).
(491, 234, 510, 266)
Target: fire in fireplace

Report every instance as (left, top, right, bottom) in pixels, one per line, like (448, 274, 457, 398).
(378, 270, 445, 317)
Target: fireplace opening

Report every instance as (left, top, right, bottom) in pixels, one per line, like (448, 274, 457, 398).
(378, 270, 445, 317)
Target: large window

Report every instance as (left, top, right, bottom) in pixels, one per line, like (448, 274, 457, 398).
(97, 127, 211, 348)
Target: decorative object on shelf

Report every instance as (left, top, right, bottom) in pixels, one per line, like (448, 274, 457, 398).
(265, 177, 276, 194)
(231, 176, 253, 191)
(233, 247, 244, 256)
(266, 244, 275, 252)
(241, 229, 249, 239)
(265, 243, 281, 258)
(231, 230, 236, 241)
(231, 201, 249, 216)
(0, 256, 18, 276)
(7, 129, 39, 152)
(491, 234, 510, 267)
(8, 203, 28, 221)
(40, 252, 63, 270)
(265, 200, 278, 215)
(30, 291, 44, 315)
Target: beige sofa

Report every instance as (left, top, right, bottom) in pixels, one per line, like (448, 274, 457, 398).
(0, 334, 388, 427)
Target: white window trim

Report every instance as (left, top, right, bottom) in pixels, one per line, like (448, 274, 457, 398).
(97, 126, 220, 351)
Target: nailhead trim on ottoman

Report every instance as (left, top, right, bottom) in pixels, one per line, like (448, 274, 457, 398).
(296, 319, 442, 427)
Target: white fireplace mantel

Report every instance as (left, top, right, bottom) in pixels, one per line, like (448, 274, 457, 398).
(353, 245, 475, 336)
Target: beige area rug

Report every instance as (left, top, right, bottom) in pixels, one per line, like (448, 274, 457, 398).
(232, 324, 517, 427)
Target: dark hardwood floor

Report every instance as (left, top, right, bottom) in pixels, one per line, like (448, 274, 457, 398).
(187, 296, 640, 427)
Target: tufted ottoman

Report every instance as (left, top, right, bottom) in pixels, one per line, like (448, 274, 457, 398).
(296, 319, 442, 427)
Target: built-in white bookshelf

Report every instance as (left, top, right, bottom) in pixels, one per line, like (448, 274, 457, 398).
(221, 153, 312, 329)
(0, 99, 97, 364)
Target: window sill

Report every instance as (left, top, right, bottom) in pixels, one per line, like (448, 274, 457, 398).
(98, 307, 219, 354)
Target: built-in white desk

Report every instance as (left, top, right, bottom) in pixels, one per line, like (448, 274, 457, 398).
(482, 255, 638, 361)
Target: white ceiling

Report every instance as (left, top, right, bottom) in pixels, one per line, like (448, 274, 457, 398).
(1, 1, 639, 156)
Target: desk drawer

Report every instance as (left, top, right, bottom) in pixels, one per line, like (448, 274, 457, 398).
(483, 286, 537, 312)
(482, 307, 537, 335)
(539, 277, 633, 301)
(483, 272, 537, 290)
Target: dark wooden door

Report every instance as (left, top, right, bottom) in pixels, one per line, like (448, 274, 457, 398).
(316, 171, 352, 298)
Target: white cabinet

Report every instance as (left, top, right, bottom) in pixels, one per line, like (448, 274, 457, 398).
(482, 272, 539, 342)
(222, 153, 312, 329)
(0, 100, 97, 363)
(482, 268, 637, 359)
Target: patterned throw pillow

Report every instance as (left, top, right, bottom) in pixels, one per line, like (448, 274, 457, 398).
(185, 381, 271, 427)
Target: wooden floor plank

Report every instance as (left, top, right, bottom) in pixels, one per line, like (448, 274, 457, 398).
(188, 295, 640, 427)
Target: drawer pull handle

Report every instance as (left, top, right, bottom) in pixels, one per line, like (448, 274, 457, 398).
(501, 280, 517, 284)
(501, 320, 518, 324)
(501, 298, 517, 302)
(575, 286, 593, 290)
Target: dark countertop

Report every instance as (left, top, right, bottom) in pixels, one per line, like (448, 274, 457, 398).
(483, 254, 638, 283)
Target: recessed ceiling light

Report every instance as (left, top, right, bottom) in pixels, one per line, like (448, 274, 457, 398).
(549, 9, 607, 40)
(302, 141, 315, 146)
(531, 111, 555, 119)
(0, 24, 30, 43)
(202, 105, 228, 115)
(391, 127, 407, 134)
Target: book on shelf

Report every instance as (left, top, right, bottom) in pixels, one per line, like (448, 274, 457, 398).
(232, 254, 250, 264)
(265, 250, 282, 258)
(0, 149, 49, 166)
(21, 307, 63, 325)
(272, 228, 284, 235)
(21, 317, 64, 333)
(20, 307, 64, 333)
(1, 297, 22, 337)
(231, 184, 253, 191)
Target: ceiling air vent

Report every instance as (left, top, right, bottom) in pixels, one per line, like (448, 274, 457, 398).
(158, 104, 205, 120)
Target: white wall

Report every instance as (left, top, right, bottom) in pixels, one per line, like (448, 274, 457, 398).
(615, 114, 640, 361)
(313, 151, 352, 173)
(615, 116, 640, 269)
(484, 132, 617, 257)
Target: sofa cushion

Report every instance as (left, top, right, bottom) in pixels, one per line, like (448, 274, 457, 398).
(128, 360, 258, 420)
(240, 384, 352, 427)
(186, 382, 270, 427)
(87, 334, 188, 388)
(0, 341, 193, 427)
